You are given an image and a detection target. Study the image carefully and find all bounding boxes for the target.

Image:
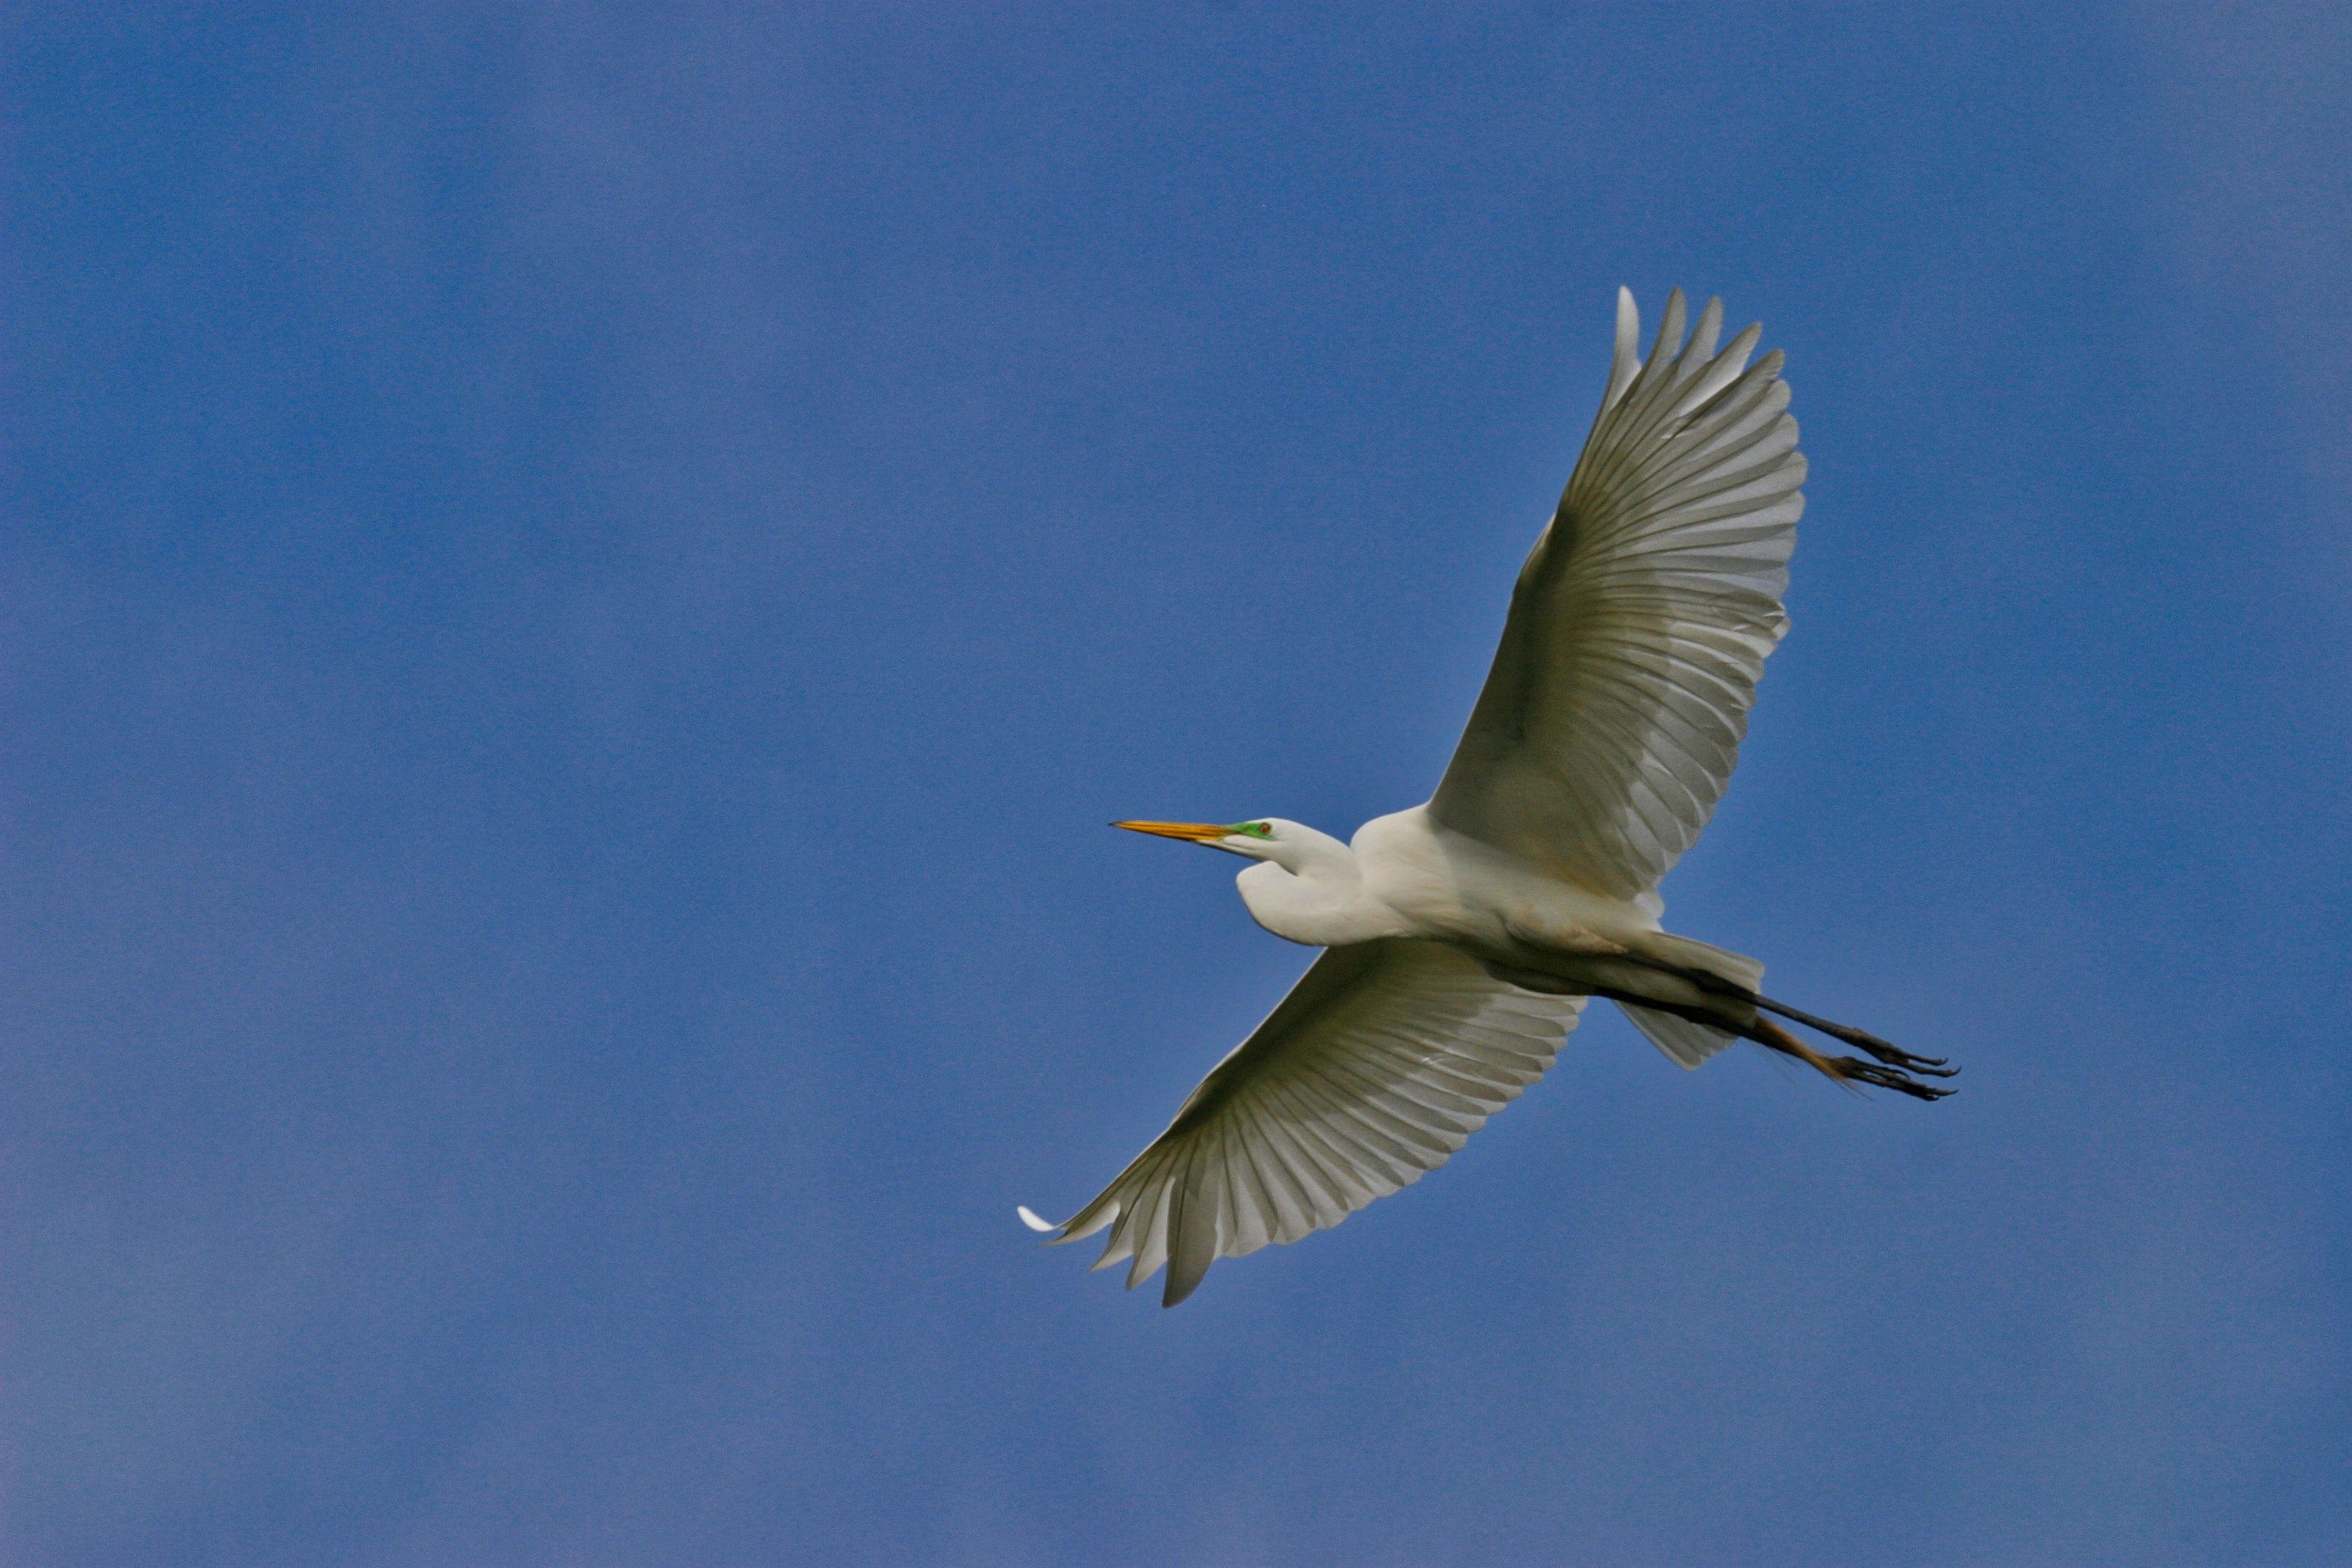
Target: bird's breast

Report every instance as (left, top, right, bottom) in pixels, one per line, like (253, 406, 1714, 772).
(1354, 805, 1661, 952)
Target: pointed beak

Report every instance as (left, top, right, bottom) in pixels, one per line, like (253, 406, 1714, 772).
(1112, 821, 1235, 844)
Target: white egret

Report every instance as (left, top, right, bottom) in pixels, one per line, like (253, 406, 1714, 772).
(1021, 288, 1952, 1307)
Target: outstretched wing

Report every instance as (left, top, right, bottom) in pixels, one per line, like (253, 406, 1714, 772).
(1429, 288, 1803, 900)
(1027, 939, 1584, 1306)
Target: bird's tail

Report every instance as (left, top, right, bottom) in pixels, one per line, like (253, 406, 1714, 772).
(1618, 1002, 1739, 1070)
(1635, 932, 1765, 992)
(1616, 933, 1759, 1070)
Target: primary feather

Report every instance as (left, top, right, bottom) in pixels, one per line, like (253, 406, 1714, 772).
(1429, 286, 1803, 899)
(1046, 939, 1584, 1306)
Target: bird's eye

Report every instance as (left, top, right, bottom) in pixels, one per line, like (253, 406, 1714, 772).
(1253, 822, 1272, 835)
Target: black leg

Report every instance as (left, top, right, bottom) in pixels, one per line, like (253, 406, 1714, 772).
(1603, 950, 1959, 1083)
(1751, 998, 1957, 1078)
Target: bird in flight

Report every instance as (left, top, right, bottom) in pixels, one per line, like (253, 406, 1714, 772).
(1021, 288, 1953, 1307)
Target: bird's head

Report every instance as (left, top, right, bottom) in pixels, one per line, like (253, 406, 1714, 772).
(1114, 817, 1385, 946)
(1112, 817, 1359, 880)
(1112, 818, 1292, 861)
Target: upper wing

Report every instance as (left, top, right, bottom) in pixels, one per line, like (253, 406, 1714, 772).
(1028, 939, 1585, 1306)
(1428, 288, 1803, 900)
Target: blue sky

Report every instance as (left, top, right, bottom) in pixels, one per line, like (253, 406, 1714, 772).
(5, 5, 2349, 1564)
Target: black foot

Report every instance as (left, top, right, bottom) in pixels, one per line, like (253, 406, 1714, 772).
(1834, 1056, 1955, 1101)
(1762, 1001, 1958, 1079)
(1841, 1031, 1958, 1079)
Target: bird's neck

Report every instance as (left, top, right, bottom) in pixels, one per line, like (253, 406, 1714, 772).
(1235, 841, 1406, 947)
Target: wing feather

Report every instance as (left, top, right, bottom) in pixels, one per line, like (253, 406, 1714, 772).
(1031, 939, 1586, 1305)
(1429, 288, 1803, 897)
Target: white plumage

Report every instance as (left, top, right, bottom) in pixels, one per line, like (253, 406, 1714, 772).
(1025, 289, 1952, 1307)
(1431, 288, 1799, 900)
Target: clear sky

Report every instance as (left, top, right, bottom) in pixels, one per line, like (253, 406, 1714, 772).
(5, 6, 2350, 1565)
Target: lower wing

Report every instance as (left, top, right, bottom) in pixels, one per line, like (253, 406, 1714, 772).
(1022, 938, 1586, 1305)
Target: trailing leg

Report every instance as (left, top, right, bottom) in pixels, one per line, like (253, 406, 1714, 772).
(1612, 950, 1956, 1082)
(1589, 984, 1955, 1102)
(1746, 1017, 1953, 1102)
(1749, 997, 1954, 1078)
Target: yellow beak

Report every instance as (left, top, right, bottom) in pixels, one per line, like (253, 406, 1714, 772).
(1112, 821, 1236, 844)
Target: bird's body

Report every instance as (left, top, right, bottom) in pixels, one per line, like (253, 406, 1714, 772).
(1024, 288, 1952, 1305)
(1236, 807, 1671, 984)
